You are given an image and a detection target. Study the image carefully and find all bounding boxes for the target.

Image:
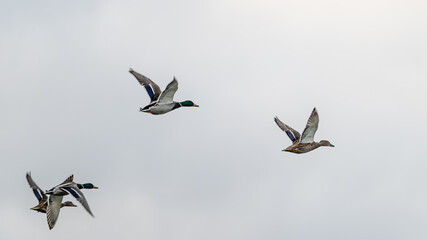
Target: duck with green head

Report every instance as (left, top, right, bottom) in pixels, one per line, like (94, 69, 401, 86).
(129, 68, 199, 115)
(45, 175, 98, 229)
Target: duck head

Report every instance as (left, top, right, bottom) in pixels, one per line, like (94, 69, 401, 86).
(320, 140, 335, 147)
(180, 100, 199, 107)
(78, 183, 98, 189)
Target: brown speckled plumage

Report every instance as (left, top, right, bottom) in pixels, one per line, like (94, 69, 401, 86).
(275, 108, 334, 154)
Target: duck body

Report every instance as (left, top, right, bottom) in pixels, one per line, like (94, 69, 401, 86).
(283, 141, 333, 154)
(140, 102, 181, 115)
(30, 200, 76, 213)
(129, 68, 198, 115)
(275, 108, 334, 154)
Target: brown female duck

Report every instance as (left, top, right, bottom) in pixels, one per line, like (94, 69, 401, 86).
(274, 108, 334, 154)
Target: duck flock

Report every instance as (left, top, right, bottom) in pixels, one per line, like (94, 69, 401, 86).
(27, 68, 334, 229)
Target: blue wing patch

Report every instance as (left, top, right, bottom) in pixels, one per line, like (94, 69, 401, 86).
(285, 131, 296, 142)
(33, 189, 42, 201)
(63, 187, 80, 198)
(145, 85, 155, 100)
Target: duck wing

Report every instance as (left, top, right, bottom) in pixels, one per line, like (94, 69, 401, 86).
(274, 117, 301, 144)
(157, 78, 178, 104)
(61, 186, 94, 217)
(300, 108, 320, 144)
(46, 194, 63, 230)
(129, 68, 162, 103)
(47, 175, 74, 193)
(26, 172, 47, 202)
(60, 175, 74, 184)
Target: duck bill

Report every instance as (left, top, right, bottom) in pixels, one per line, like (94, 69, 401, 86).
(330, 144, 335, 147)
(194, 104, 199, 107)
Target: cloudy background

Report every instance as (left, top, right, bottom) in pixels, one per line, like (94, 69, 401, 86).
(1, 0, 427, 239)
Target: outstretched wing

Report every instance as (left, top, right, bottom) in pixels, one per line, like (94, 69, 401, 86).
(300, 108, 320, 144)
(26, 172, 47, 201)
(129, 68, 162, 103)
(60, 175, 74, 184)
(46, 195, 63, 230)
(274, 117, 301, 143)
(47, 175, 74, 193)
(61, 187, 94, 217)
(157, 78, 178, 104)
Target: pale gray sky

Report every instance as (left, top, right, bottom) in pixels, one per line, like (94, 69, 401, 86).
(1, 0, 427, 239)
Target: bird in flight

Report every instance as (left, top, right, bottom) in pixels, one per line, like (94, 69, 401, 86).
(129, 68, 199, 115)
(274, 108, 334, 154)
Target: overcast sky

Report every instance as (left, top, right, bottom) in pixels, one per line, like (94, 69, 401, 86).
(1, 0, 427, 239)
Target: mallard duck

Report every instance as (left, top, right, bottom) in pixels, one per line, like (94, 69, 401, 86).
(274, 108, 334, 154)
(26, 172, 77, 213)
(129, 68, 199, 115)
(45, 175, 98, 229)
